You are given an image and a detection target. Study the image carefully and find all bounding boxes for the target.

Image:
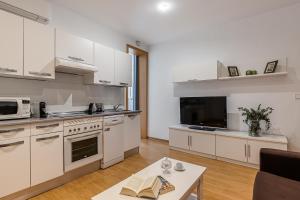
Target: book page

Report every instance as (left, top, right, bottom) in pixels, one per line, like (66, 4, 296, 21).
(140, 176, 157, 192)
(123, 176, 145, 194)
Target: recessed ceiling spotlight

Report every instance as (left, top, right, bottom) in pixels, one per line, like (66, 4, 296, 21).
(157, 2, 172, 13)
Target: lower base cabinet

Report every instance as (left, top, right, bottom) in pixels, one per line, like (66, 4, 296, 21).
(31, 132, 64, 186)
(0, 137, 30, 198)
(124, 114, 141, 151)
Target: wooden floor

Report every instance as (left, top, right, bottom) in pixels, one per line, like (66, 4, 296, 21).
(30, 139, 257, 200)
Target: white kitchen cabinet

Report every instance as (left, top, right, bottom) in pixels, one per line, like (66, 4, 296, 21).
(31, 132, 64, 186)
(247, 140, 287, 165)
(31, 121, 63, 136)
(85, 43, 115, 85)
(190, 132, 216, 155)
(114, 50, 132, 86)
(0, 124, 30, 141)
(173, 63, 218, 83)
(24, 19, 55, 79)
(0, 137, 30, 198)
(124, 114, 141, 151)
(169, 129, 190, 150)
(216, 135, 248, 162)
(0, 10, 23, 77)
(56, 29, 94, 65)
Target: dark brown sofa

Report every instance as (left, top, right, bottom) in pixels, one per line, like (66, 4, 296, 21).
(253, 148, 300, 200)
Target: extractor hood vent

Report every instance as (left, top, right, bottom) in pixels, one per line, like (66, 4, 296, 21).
(55, 58, 97, 75)
(0, 1, 49, 24)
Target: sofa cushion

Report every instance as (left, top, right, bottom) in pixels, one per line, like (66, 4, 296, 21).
(253, 172, 300, 200)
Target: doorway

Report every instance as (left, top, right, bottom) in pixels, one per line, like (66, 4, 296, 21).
(126, 45, 148, 139)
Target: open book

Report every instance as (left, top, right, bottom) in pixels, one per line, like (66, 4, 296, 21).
(120, 175, 162, 199)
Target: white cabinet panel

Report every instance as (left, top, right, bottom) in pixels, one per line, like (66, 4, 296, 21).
(247, 140, 287, 165)
(0, 124, 30, 141)
(190, 132, 216, 155)
(31, 121, 63, 136)
(124, 114, 141, 151)
(0, 137, 30, 198)
(115, 50, 132, 86)
(56, 29, 94, 65)
(216, 135, 248, 162)
(31, 132, 64, 186)
(169, 129, 189, 150)
(0, 10, 23, 77)
(85, 43, 115, 85)
(24, 19, 55, 79)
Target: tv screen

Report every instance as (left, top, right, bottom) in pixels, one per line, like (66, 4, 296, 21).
(180, 97, 227, 128)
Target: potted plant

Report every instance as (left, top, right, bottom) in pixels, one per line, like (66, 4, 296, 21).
(238, 104, 274, 137)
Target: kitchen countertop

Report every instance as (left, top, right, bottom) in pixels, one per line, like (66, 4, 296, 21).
(0, 110, 141, 127)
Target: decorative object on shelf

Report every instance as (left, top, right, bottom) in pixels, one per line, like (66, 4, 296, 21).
(264, 60, 278, 74)
(161, 157, 172, 174)
(238, 104, 274, 137)
(228, 66, 239, 77)
(246, 70, 258, 76)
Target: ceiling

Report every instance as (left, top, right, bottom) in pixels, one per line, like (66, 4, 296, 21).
(49, 0, 300, 45)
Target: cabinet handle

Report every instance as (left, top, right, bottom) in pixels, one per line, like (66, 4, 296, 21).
(190, 136, 192, 146)
(188, 136, 190, 146)
(245, 144, 247, 157)
(105, 81, 111, 84)
(0, 128, 25, 134)
(36, 135, 59, 142)
(99, 80, 111, 84)
(119, 82, 128, 86)
(248, 145, 251, 158)
(0, 140, 24, 148)
(29, 71, 52, 77)
(104, 128, 110, 131)
(36, 123, 60, 129)
(0, 67, 17, 73)
(68, 56, 84, 62)
(128, 114, 137, 117)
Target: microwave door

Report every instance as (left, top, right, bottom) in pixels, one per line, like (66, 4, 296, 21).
(0, 100, 18, 115)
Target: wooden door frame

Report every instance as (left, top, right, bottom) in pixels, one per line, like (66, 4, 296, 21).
(126, 44, 148, 139)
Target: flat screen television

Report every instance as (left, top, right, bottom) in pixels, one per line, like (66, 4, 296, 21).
(180, 97, 227, 128)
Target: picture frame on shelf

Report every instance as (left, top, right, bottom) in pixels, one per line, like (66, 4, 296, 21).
(227, 66, 239, 77)
(264, 60, 278, 74)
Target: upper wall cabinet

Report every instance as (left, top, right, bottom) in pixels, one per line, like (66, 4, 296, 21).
(115, 50, 132, 87)
(173, 63, 218, 83)
(24, 19, 55, 80)
(0, 10, 23, 77)
(56, 29, 94, 65)
(84, 43, 115, 85)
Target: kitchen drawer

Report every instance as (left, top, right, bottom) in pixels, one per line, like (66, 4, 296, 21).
(0, 124, 30, 140)
(31, 121, 63, 136)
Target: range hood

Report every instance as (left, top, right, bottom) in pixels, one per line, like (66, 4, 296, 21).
(55, 58, 97, 75)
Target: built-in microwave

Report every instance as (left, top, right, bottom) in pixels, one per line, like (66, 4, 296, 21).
(0, 97, 31, 120)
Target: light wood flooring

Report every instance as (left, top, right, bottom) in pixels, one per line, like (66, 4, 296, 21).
(30, 139, 257, 200)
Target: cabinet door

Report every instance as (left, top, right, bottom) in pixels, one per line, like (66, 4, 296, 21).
(56, 29, 94, 65)
(0, 137, 30, 198)
(216, 135, 248, 162)
(173, 64, 218, 82)
(247, 140, 287, 165)
(169, 129, 189, 150)
(124, 114, 141, 151)
(85, 43, 115, 85)
(31, 132, 64, 186)
(190, 132, 216, 155)
(0, 10, 23, 77)
(115, 50, 132, 86)
(24, 19, 55, 79)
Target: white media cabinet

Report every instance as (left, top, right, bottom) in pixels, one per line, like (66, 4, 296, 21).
(169, 125, 288, 168)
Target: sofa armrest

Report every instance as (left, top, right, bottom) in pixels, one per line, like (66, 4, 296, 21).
(260, 148, 300, 182)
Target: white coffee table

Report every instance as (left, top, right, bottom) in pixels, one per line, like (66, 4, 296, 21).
(92, 157, 206, 200)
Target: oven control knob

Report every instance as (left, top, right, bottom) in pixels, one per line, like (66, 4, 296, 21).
(73, 128, 76, 132)
(84, 127, 87, 130)
(90, 126, 93, 129)
(94, 125, 96, 128)
(78, 128, 80, 131)
(97, 125, 100, 128)
(69, 129, 72, 132)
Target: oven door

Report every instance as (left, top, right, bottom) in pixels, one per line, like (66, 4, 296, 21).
(0, 99, 21, 120)
(64, 130, 103, 172)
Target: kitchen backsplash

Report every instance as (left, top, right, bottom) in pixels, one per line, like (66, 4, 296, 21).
(0, 73, 124, 113)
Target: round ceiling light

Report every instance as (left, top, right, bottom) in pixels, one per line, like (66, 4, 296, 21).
(157, 2, 172, 13)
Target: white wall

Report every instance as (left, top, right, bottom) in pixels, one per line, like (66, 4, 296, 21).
(0, 1, 139, 112)
(149, 3, 300, 151)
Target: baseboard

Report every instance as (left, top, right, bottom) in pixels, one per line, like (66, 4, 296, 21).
(148, 137, 169, 143)
(1, 161, 101, 200)
(101, 156, 124, 169)
(216, 157, 259, 169)
(124, 147, 139, 158)
(170, 146, 217, 159)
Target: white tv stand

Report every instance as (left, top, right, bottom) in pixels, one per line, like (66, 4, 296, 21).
(169, 125, 288, 168)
